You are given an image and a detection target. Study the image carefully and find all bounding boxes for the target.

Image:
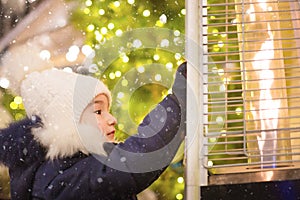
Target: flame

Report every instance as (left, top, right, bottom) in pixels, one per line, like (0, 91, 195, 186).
(246, 4, 256, 22)
(250, 23, 280, 168)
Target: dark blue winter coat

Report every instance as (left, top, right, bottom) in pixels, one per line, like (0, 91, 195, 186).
(0, 94, 184, 200)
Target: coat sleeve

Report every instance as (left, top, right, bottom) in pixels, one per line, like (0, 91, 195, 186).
(91, 93, 185, 197)
(0, 116, 45, 168)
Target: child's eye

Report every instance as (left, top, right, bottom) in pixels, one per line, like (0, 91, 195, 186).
(94, 110, 102, 115)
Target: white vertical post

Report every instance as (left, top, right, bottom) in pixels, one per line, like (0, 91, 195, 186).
(185, 0, 207, 199)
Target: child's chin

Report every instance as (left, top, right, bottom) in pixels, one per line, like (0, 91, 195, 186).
(106, 135, 115, 142)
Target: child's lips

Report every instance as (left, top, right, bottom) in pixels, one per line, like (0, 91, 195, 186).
(107, 130, 115, 136)
(106, 130, 115, 141)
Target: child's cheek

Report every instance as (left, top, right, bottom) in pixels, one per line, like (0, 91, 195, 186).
(96, 119, 105, 130)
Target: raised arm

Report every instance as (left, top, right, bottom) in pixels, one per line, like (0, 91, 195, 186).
(0, 116, 45, 168)
(106, 61, 186, 169)
(99, 93, 185, 196)
(91, 62, 187, 197)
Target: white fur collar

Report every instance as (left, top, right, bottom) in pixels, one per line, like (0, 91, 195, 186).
(32, 122, 107, 159)
(32, 120, 88, 159)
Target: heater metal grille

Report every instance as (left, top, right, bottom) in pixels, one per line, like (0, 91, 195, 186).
(201, 0, 300, 174)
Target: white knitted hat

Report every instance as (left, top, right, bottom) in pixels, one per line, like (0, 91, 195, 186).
(20, 69, 112, 159)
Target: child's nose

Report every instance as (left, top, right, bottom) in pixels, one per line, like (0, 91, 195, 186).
(107, 114, 117, 126)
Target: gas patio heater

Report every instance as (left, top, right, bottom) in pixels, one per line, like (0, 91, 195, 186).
(185, 0, 300, 198)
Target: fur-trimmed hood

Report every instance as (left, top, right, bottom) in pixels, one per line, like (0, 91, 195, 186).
(20, 69, 111, 159)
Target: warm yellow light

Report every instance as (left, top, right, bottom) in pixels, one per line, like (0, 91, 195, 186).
(213, 45, 220, 52)
(115, 29, 123, 37)
(212, 66, 218, 74)
(166, 62, 173, 70)
(176, 193, 183, 200)
(121, 79, 128, 86)
(155, 74, 162, 81)
(95, 32, 103, 41)
(153, 54, 160, 61)
(108, 23, 115, 30)
(83, 8, 90, 14)
(235, 107, 242, 115)
(155, 20, 163, 27)
(218, 41, 224, 48)
(18, 104, 25, 110)
(115, 71, 122, 77)
(177, 60, 183, 66)
(181, 9, 186, 15)
(212, 28, 219, 36)
(85, 0, 92, 6)
(221, 130, 227, 137)
(127, 0, 135, 4)
(122, 56, 129, 63)
(100, 27, 108, 35)
(216, 116, 224, 124)
(98, 9, 105, 15)
(14, 96, 23, 104)
(175, 53, 181, 60)
(14, 113, 24, 120)
(143, 10, 151, 17)
(10, 102, 18, 110)
(87, 24, 95, 32)
(137, 66, 145, 73)
(109, 72, 116, 79)
(177, 177, 184, 184)
(174, 30, 180, 36)
(113, 1, 120, 7)
(231, 18, 237, 24)
(217, 68, 224, 76)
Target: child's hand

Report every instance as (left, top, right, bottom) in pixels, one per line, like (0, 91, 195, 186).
(176, 61, 187, 78)
(172, 62, 187, 108)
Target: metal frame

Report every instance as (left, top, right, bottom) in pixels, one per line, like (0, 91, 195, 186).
(185, 0, 300, 197)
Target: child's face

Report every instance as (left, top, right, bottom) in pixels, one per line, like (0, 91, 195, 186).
(80, 94, 117, 142)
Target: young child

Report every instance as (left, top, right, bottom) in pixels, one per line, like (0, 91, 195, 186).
(0, 62, 186, 200)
